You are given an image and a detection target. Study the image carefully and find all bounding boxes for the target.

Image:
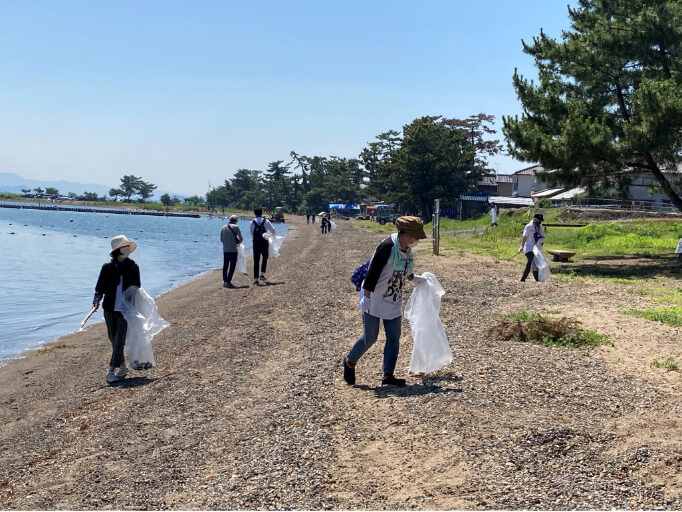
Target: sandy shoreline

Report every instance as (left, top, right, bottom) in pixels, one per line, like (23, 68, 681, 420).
(1, 216, 681, 509)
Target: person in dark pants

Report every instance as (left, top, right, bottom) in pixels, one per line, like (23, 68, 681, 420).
(520, 213, 545, 282)
(220, 215, 243, 288)
(93, 235, 141, 384)
(251, 208, 276, 285)
(321, 214, 330, 234)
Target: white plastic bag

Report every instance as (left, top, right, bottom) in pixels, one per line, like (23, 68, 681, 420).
(330, 220, 337, 231)
(676, 238, 682, 254)
(405, 272, 453, 374)
(532, 244, 551, 282)
(490, 208, 499, 225)
(236, 244, 252, 274)
(115, 283, 169, 370)
(263, 233, 285, 258)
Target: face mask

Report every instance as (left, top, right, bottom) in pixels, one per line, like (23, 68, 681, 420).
(119, 246, 130, 258)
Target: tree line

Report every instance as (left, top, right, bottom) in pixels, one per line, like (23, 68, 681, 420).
(205, 114, 502, 218)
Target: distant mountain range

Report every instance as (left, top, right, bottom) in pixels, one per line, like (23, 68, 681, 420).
(0, 173, 182, 200)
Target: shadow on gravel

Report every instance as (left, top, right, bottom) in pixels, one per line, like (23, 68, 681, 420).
(261, 281, 285, 286)
(355, 383, 462, 399)
(108, 376, 155, 389)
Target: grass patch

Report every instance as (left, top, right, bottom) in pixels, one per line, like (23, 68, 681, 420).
(437, 208, 682, 262)
(623, 306, 682, 327)
(651, 357, 680, 372)
(489, 311, 613, 349)
(351, 219, 398, 235)
(37, 343, 73, 355)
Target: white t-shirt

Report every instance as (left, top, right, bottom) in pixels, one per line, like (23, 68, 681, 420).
(523, 221, 544, 253)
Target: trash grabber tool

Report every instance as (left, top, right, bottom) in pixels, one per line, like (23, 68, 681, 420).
(81, 307, 97, 328)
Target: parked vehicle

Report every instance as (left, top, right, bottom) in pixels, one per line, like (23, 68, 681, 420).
(375, 205, 398, 225)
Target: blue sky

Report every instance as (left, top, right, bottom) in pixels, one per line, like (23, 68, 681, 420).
(0, 1, 576, 195)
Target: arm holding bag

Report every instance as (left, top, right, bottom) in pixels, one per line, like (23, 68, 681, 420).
(405, 272, 452, 374)
(532, 243, 551, 283)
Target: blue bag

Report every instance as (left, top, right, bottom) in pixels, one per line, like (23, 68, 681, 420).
(351, 260, 370, 292)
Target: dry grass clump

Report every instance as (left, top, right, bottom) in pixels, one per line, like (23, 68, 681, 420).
(488, 311, 613, 349)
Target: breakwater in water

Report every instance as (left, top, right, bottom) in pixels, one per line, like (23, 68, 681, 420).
(0, 201, 200, 218)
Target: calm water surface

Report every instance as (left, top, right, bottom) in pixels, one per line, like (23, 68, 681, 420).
(0, 206, 288, 360)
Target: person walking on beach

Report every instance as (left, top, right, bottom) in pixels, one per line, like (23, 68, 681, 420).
(92, 235, 141, 384)
(220, 215, 243, 288)
(321, 214, 331, 234)
(251, 208, 276, 285)
(343, 216, 427, 387)
(520, 212, 545, 282)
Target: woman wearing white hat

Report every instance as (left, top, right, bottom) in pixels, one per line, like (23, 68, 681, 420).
(92, 235, 141, 384)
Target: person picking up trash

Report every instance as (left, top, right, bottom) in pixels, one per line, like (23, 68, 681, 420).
(343, 216, 427, 387)
(520, 212, 545, 282)
(93, 235, 141, 384)
(251, 208, 276, 285)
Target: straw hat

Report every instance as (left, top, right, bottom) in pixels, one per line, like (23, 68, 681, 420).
(110, 235, 137, 256)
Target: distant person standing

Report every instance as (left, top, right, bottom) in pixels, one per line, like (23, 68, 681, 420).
(251, 208, 276, 285)
(220, 215, 243, 288)
(520, 213, 545, 282)
(490, 203, 499, 226)
(321, 214, 331, 234)
(92, 235, 141, 384)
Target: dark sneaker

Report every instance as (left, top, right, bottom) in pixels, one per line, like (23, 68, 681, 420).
(382, 374, 406, 386)
(343, 358, 356, 385)
(226, 282, 236, 288)
(223, 282, 229, 288)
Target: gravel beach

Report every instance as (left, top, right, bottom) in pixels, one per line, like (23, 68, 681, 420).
(1, 216, 681, 510)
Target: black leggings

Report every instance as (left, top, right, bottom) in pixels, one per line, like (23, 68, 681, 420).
(253, 244, 269, 279)
(521, 251, 539, 282)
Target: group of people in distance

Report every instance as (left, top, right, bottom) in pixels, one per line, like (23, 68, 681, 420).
(220, 208, 276, 288)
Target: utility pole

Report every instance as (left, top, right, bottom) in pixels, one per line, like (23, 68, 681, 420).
(433, 198, 440, 256)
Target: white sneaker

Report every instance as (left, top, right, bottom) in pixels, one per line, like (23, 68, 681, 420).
(259, 274, 267, 281)
(253, 279, 259, 285)
(116, 364, 128, 379)
(106, 370, 120, 384)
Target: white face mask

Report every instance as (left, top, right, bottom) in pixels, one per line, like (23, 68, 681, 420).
(118, 246, 130, 258)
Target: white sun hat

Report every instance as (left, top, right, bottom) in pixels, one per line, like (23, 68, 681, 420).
(110, 235, 137, 256)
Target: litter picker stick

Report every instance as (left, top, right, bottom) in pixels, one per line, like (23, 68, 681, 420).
(81, 307, 97, 328)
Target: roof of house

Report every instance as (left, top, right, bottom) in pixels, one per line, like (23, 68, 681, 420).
(477, 175, 498, 187)
(532, 188, 565, 198)
(513, 164, 544, 176)
(460, 194, 488, 202)
(551, 187, 586, 200)
(488, 195, 535, 206)
(496, 175, 514, 183)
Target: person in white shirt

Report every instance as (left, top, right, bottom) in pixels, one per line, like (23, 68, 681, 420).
(490, 203, 499, 226)
(343, 216, 427, 387)
(250, 208, 276, 285)
(520, 212, 545, 282)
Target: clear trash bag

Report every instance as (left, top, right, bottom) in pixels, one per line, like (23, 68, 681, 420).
(263, 233, 285, 258)
(330, 220, 337, 231)
(676, 238, 682, 254)
(532, 243, 551, 282)
(405, 272, 453, 374)
(236, 244, 252, 274)
(114, 282, 169, 370)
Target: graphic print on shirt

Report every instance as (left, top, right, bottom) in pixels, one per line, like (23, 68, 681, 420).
(383, 270, 406, 302)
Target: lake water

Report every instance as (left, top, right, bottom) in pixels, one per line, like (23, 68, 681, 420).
(0, 205, 288, 361)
